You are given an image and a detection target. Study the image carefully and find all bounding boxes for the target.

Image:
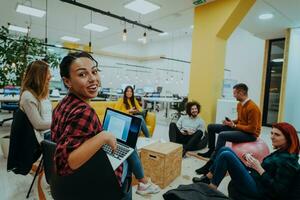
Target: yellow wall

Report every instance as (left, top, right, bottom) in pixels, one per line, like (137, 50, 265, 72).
(189, 0, 255, 124)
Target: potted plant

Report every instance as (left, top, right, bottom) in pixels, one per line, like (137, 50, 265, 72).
(0, 26, 60, 87)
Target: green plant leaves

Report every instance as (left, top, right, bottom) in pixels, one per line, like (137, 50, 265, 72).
(0, 26, 60, 87)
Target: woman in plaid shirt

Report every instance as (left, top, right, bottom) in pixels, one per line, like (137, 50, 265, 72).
(195, 122, 300, 199)
(51, 52, 124, 190)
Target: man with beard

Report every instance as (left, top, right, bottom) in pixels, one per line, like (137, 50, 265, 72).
(169, 101, 206, 157)
(194, 83, 261, 179)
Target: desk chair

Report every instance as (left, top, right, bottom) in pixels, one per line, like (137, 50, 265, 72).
(171, 97, 188, 121)
(41, 140, 123, 200)
(0, 86, 20, 126)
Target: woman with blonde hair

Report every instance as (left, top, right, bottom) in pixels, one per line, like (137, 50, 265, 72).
(20, 60, 52, 141)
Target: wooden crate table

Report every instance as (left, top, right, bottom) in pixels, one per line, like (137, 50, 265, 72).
(140, 142, 183, 188)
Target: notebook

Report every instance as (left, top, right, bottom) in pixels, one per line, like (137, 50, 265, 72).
(102, 108, 141, 170)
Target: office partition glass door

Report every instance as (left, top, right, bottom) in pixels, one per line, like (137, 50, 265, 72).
(262, 39, 285, 126)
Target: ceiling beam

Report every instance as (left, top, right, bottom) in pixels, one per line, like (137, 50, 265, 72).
(60, 0, 164, 33)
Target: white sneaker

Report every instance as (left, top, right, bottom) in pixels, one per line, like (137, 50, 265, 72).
(136, 179, 161, 195)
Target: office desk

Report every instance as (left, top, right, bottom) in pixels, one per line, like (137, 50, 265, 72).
(0, 94, 105, 103)
(103, 92, 143, 97)
(0, 95, 19, 102)
(50, 96, 106, 102)
(142, 97, 182, 118)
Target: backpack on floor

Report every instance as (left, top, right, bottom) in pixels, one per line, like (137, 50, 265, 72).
(163, 182, 230, 200)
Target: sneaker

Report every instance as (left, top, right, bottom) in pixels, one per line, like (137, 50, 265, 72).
(136, 179, 161, 195)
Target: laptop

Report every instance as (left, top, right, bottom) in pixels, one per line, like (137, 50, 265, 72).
(102, 108, 142, 170)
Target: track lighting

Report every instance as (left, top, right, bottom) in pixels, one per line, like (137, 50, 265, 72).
(123, 28, 127, 41)
(143, 32, 147, 44)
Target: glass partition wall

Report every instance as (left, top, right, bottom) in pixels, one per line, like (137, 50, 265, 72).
(262, 39, 285, 126)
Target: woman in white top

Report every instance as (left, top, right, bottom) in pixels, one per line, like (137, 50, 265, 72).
(19, 60, 52, 142)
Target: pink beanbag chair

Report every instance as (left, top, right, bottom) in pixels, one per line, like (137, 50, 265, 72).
(226, 138, 270, 164)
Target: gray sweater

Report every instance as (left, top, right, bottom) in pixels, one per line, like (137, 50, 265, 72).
(176, 115, 206, 134)
(19, 91, 51, 135)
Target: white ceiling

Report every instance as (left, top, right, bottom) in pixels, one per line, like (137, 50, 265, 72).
(0, 0, 300, 51)
(240, 0, 300, 39)
(0, 0, 195, 50)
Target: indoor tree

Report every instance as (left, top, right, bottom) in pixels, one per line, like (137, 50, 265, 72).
(0, 26, 60, 87)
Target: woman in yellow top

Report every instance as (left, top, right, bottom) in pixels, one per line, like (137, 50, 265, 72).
(115, 86, 160, 195)
(115, 85, 150, 137)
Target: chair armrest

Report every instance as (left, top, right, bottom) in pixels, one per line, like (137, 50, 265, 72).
(145, 112, 156, 137)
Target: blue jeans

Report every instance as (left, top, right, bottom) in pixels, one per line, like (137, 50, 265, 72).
(135, 115, 150, 138)
(127, 115, 149, 180)
(211, 147, 259, 196)
(127, 150, 144, 179)
(208, 124, 257, 160)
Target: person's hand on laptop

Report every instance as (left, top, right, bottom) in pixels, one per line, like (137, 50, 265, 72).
(102, 131, 117, 152)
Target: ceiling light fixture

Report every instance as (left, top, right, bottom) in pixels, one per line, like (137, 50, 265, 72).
(159, 32, 168, 36)
(138, 38, 144, 42)
(54, 44, 63, 48)
(60, 0, 163, 33)
(123, 28, 127, 41)
(83, 23, 108, 32)
(61, 36, 80, 42)
(8, 24, 29, 33)
(259, 13, 273, 20)
(272, 58, 284, 62)
(124, 0, 160, 15)
(143, 32, 147, 44)
(16, 4, 46, 18)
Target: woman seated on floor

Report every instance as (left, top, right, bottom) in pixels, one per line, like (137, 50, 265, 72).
(193, 122, 300, 200)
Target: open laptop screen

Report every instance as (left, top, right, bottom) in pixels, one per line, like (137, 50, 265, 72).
(103, 109, 132, 142)
(103, 108, 142, 148)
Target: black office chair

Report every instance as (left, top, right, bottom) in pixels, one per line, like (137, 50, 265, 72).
(41, 140, 123, 200)
(0, 86, 20, 126)
(171, 97, 188, 121)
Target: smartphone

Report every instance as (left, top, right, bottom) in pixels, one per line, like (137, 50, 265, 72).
(225, 117, 231, 121)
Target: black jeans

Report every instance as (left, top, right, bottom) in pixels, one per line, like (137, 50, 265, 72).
(169, 123, 203, 151)
(207, 124, 257, 159)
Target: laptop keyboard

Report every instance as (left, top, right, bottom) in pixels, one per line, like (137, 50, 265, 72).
(102, 143, 131, 160)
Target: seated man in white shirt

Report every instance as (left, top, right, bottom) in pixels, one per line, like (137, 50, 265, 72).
(169, 101, 206, 157)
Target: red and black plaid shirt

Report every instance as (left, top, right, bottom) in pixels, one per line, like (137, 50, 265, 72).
(51, 93, 123, 184)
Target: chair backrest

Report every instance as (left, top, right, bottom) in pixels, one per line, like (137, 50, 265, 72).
(7, 109, 41, 175)
(41, 140, 122, 200)
(177, 97, 188, 112)
(41, 140, 56, 184)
